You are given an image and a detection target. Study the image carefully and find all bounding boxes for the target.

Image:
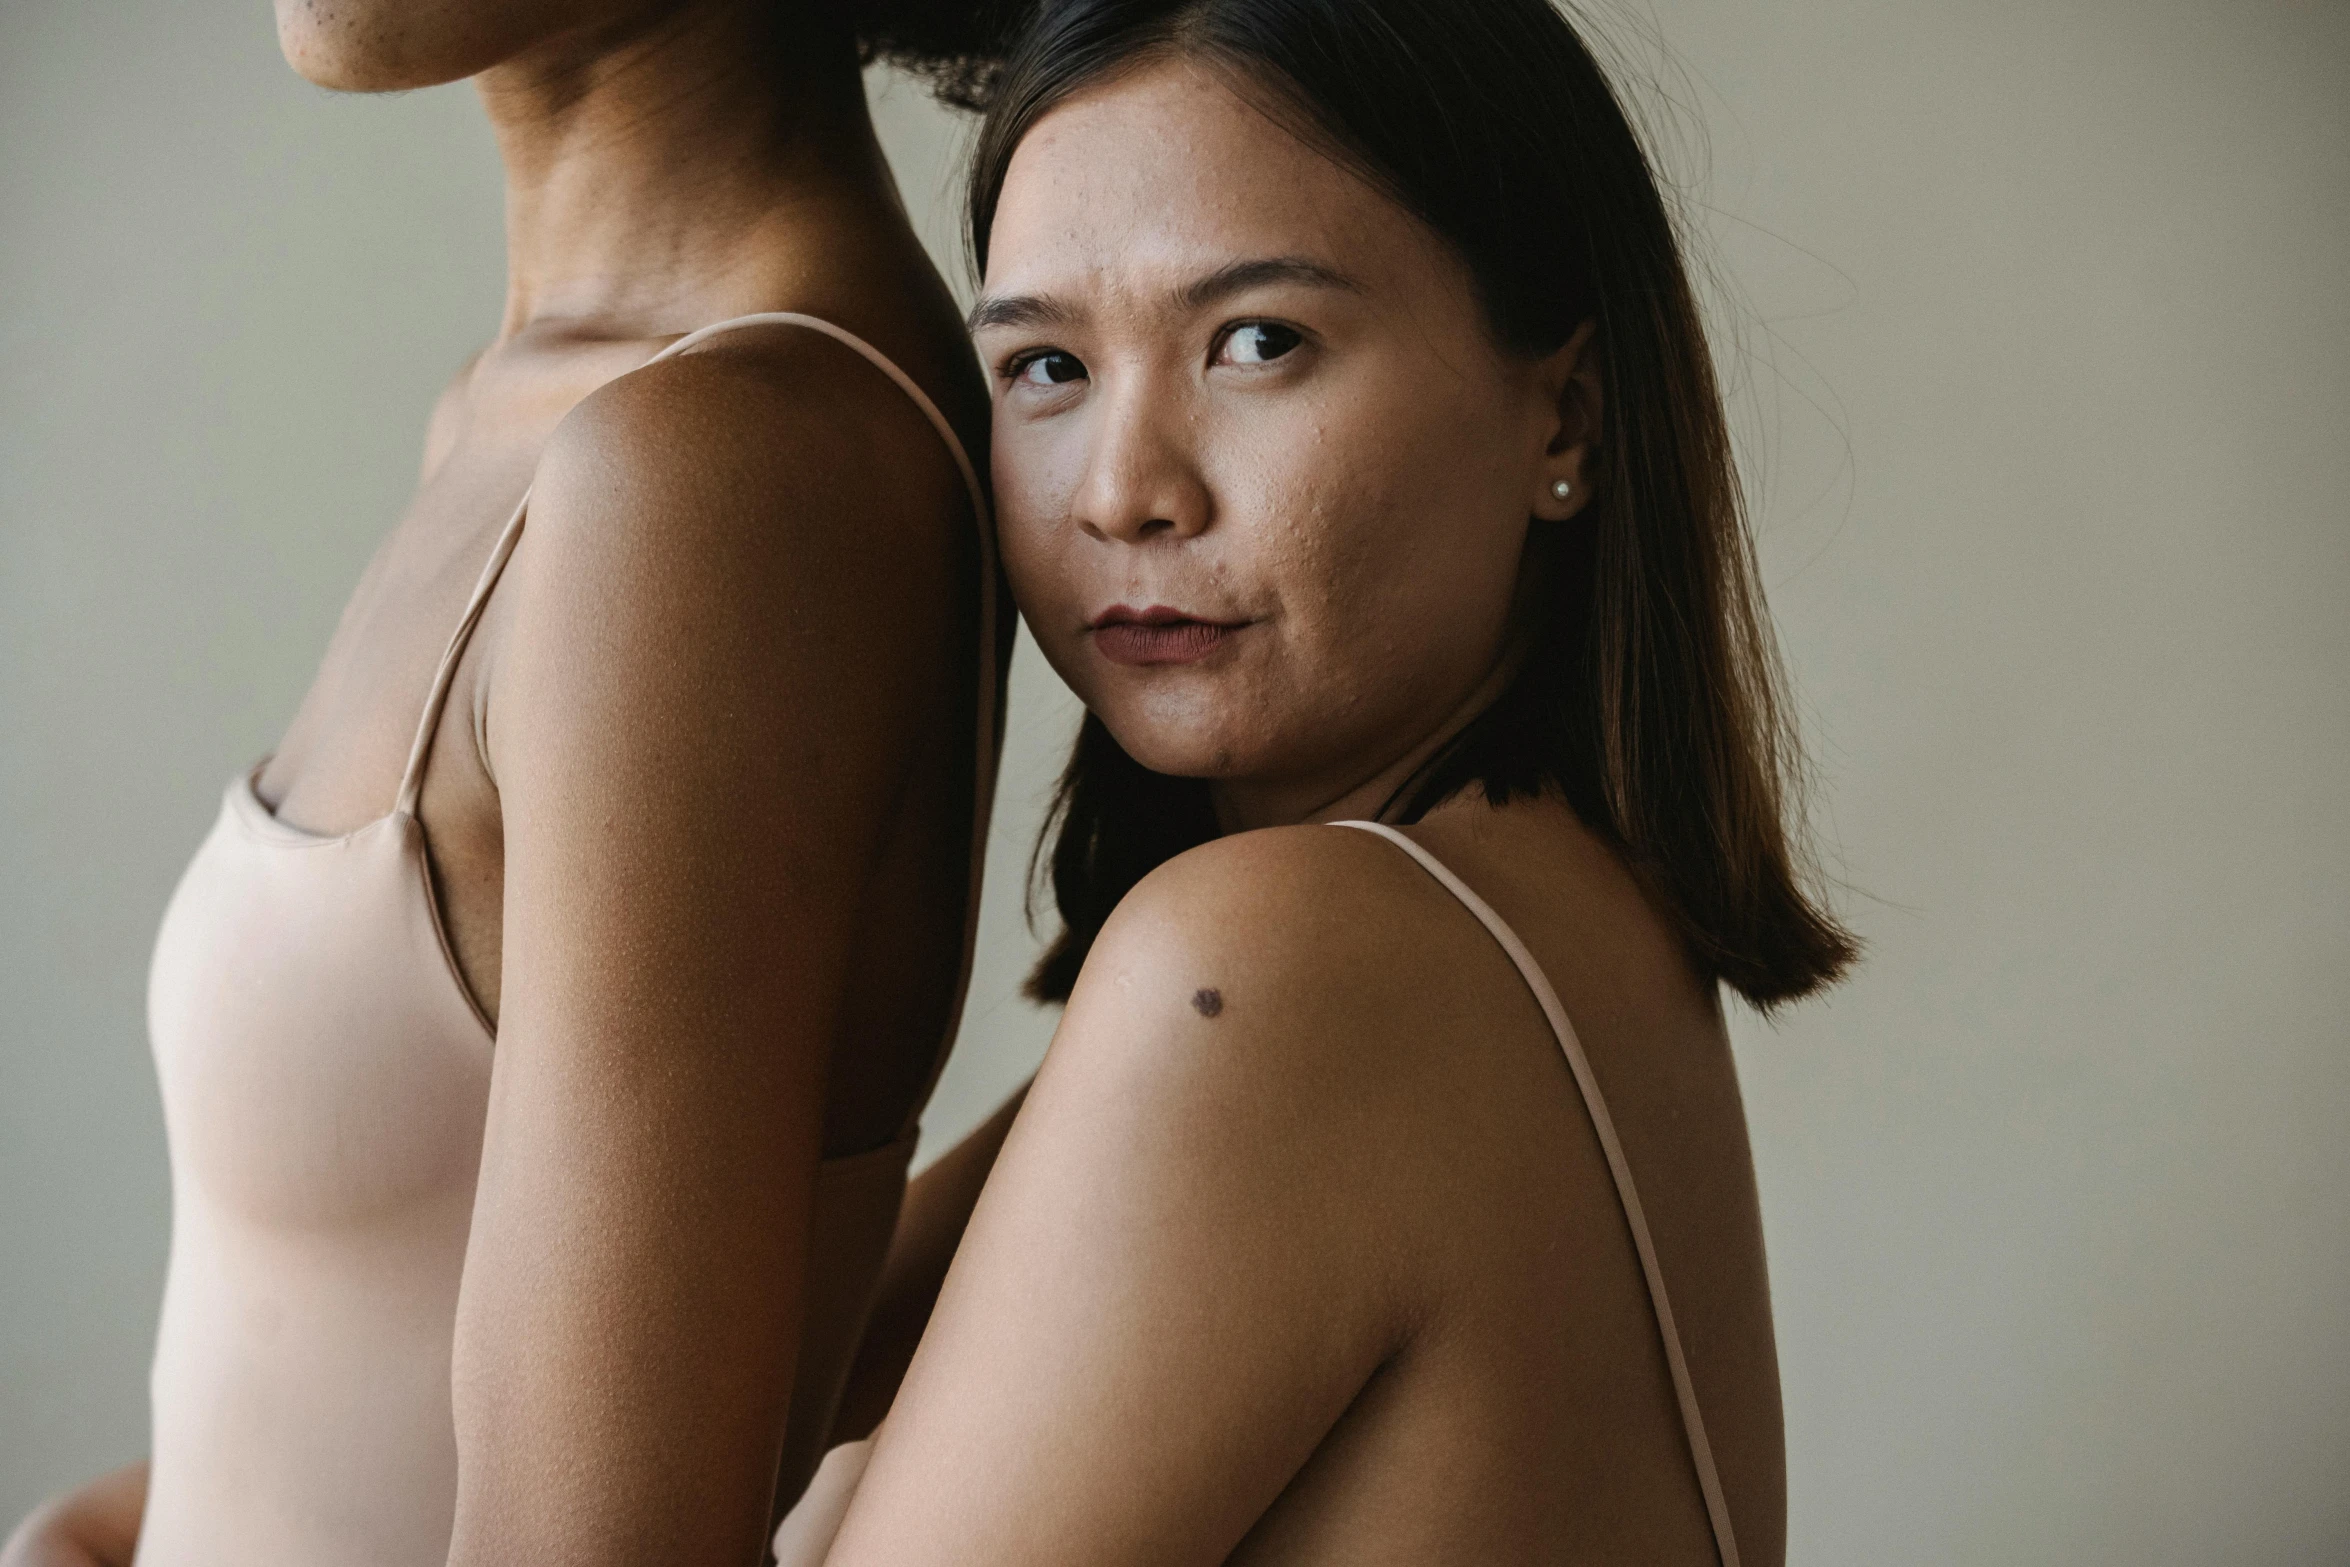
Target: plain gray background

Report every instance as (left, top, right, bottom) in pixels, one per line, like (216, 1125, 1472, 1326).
(4, 2, 2345, 1561)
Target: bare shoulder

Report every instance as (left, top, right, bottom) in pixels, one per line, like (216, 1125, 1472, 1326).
(990, 824, 1494, 1364)
(1401, 793, 1725, 1042)
(1080, 823, 1452, 1014)
(419, 350, 482, 484)
(527, 321, 976, 580)
(1009, 814, 1698, 1354)
(1047, 824, 1501, 1117)
(483, 322, 982, 809)
(1097, 821, 1429, 967)
(1050, 801, 1723, 1123)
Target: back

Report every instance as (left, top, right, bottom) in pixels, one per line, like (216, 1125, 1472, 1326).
(1227, 800, 1781, 1565)
(824, 793, 1782, 1566)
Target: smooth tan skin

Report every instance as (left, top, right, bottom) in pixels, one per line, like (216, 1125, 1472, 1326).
(0, 1467, 144, 1567)
(810, 60, 1786, 1564)
(5, 4, 996, 1564)
(828, 1083, 1027, 1442)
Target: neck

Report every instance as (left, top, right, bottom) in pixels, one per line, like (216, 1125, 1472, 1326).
(475, 0, 891, 340)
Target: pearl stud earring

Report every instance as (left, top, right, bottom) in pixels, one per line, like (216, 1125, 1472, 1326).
(1551, 479, 1573, 501)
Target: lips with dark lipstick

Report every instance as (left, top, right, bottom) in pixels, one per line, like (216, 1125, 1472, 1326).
(1088, 605, 1251, 667)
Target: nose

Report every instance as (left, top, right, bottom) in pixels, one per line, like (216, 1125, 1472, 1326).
(1073, 374, 1213, 545)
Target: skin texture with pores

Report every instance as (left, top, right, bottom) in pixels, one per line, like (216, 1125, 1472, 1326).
(1, 4, 999, 1565)
(800, 59, 1788, 1565)
(974, 61, 1583, 826)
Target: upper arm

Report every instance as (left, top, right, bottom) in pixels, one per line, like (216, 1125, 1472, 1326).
(826, 833, 1440, 1566)
(829, 1082, 1032, 1445)
(3, 1461, 147, 1567)
(444, 340, 971, 1567)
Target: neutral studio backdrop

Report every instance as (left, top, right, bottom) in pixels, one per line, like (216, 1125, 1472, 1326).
(3, 2, 2344, 1561)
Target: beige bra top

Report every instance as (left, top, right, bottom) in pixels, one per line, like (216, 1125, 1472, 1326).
(136, 313, 997, 1567)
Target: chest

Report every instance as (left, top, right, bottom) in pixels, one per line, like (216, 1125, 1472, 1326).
(254, 413, 570, 1025)
(148, 797, 495, 1229)
(259, 446, 535, 837)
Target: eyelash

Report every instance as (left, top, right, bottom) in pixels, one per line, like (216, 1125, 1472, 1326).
(1001, 349, 1084, 387)
(1214, 320, 1307, 366)
(996, 319, 1313, 390)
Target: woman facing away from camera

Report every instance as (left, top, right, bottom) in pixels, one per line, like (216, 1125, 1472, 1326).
(3, 2, 1030, 1565)
(772, 1, 1856, 1563)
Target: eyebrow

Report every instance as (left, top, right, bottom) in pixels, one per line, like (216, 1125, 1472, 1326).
(967, 291, 1076, 333)
(1176, 256, 1363, 311)
(967, 255, 1363, 334)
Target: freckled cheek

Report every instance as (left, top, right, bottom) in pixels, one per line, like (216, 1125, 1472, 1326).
(1218, 410, 1440, 678)
(1202, 380, 1513, 756)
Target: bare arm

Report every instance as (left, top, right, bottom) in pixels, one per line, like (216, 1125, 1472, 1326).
(0, 1099, 1017, 1567)
(828, 1083, 1029, 1444)
(440, 336, 970, 1567)
(823, 833, 1441, 1564)
(1, 1462, 146, 1567)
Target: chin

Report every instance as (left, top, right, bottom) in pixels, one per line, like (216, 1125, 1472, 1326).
(1098, 701, 1268, 783)
(1117, 735, 1233, 780)
(273, 0, 506, 92)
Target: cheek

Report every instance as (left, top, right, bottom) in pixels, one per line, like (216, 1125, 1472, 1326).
(1232, 376, 1527, 695)
(992, 415, 1092, 645)
(992, 361, 1533, 785)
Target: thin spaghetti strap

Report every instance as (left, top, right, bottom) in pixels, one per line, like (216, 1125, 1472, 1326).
(394, 488, 532, 818)
(1332, 819, 1743, 1567)
(645, 312, 991, 535)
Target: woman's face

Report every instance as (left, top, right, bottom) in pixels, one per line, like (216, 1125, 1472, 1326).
(977, 59, 1594, 825)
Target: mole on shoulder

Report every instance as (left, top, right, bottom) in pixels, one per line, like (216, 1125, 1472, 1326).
(1190, 987, 1224, 1019)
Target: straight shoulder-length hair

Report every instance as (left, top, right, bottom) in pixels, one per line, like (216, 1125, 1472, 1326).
(969, 0, 1858, 1009)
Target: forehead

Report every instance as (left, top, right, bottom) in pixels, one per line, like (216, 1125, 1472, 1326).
(984, 57, 1421, 305)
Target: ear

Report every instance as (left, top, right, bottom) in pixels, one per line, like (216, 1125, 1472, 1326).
(1530, 320, 1602, 521)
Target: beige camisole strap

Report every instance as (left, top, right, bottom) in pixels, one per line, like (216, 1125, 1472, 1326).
(395, 313, 999, 1123)
(1333, 820, 1742, 1567)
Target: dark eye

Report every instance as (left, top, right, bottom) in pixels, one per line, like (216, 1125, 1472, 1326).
(1014, 351, 1087, 388)
(1218, 322, 1304, 367)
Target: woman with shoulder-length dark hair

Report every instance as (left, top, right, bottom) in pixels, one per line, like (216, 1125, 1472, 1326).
(773, 0, 1855, 1562)
(2, 3, 1029, 1566)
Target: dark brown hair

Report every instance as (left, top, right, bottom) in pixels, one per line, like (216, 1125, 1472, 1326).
(972, 0, 1857, 1009)
(851, 0, 1028, 106)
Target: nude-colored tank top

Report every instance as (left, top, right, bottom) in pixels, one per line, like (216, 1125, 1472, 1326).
(772, 824, 1743, 1567)
(135, 313, 998, 1567)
